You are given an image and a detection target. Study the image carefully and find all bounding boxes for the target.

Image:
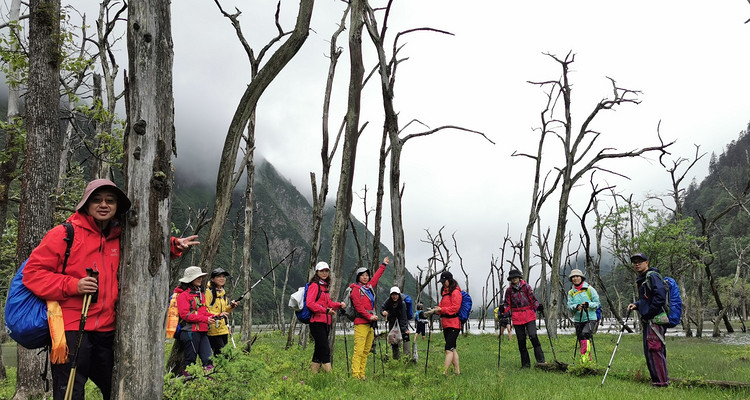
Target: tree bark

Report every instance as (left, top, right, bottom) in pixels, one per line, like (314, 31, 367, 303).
(112, 0, 175, 398)
(14, 1, 62, 398)
(327, 0, 365, 359)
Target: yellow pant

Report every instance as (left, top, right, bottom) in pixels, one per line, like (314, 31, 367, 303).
(352, 323, 374, 379)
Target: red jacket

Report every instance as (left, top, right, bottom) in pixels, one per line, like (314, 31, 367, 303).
(503, 280, 539, 326)
(175, 286, 214, 332)
(23, 211, 183, 332)
(349, 263, 387, 325)
(438, 285, 463, 329)
(306, 280, 343, 325)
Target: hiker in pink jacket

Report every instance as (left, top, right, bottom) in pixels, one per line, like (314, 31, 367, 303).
(306, 261, 345, 373)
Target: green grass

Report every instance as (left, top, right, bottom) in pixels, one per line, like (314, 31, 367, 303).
(2, 332, 750, 399)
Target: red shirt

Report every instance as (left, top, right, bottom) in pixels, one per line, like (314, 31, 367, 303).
(306, 280, 343, 325)
(438, 285, 463, 329)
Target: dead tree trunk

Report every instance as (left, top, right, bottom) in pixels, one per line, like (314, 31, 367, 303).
(199, 0, 314, 276)
(15, 1, 63, 398)
(528, 52, 673, 337)
(112, 0, 175, 397)
(363, 2, 491, 288)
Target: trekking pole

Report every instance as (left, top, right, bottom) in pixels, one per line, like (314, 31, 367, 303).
(64, 268, 98, 400)
(497, 329, 502, 369)
(224, 316, 237, 349)
(601, 309, 631, 386)
(339, 311, 350, 376)
(585, 304, 598, 363)
(424, 313, 433, 375)
(234, 249, 296, 302)
(373, 321, 386, 376)
(539, 308, 559, 362)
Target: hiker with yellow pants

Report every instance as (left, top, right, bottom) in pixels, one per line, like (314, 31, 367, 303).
(348, 257, 389, 379)
(567, 269, 600, 364)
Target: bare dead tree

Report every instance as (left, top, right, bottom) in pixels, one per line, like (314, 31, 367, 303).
(362, 1, 493, 290)
(199, 0, 314, 304)
(511, 77, 563, 279)
(572, 175, 633, 332)
(113, 0, 176, 396)
(526, 52, 674, 336)
(309, 3, 348, 275)
(15, 1, 64, 397)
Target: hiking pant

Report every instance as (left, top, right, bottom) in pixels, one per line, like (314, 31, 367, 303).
(575, 320, 596, 363)
(208, 334, 229, 356)
(352, 323, 374, 379)
(179, 330, 213, 370)
(51, 330, 114, 400)
(443, 327, 459, 351)
(514, 320, 545, 367)
(643, 322, 669, 386)
(310, 322, 332, 364)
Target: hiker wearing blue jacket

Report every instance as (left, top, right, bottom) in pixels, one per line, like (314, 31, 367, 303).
(627, 252, 670, 387)
(566, 269, 599, 364)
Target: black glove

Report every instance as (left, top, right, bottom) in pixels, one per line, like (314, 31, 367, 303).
(583, 302, 589, 310)
(536, 304, 544, 312)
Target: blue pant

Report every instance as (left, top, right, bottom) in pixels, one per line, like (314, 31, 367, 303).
(179, 330, 212, 369)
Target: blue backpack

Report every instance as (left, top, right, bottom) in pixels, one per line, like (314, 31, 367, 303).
(5, 223, 74, 349)
(402, 294, 413, 320)
(295, 282, 321, 324)
(457, 291, 472, 323)
(646, 271, 683, 328)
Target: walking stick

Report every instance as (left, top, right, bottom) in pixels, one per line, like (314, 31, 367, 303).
(64, 268, 98, 400)
(601, 309, 631, 386)
(234, 249, 296, 302)
(497, 330, 502, 369)
(373, 322, 385, 376)
(585, 304, 598, 363)
(424, 313, 433, 375)
(224, 316, 237, 349)
(339, 312, 350, 376)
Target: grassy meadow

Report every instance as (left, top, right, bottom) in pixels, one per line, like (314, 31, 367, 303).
(2, 330, 750, 399)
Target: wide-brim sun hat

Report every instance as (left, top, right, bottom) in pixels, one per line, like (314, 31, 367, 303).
(180, 266, 207, 283)
(76, 179, 132, 215)
(568, 269, 585, 281)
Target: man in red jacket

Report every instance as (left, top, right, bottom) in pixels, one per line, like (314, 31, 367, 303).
(23, 179, 198, 400)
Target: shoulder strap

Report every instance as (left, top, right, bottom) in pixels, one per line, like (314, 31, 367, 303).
(61, 222, 74, 275)
(315, 281, 322, 302)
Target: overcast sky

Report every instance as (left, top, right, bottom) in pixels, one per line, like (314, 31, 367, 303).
(59, 1, 750, 295)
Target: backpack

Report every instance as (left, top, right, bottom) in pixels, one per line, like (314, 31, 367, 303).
(645, 271, 683, 328)
(292, 283, 321, 324)
(442, 290, 472, 323)
(457, 291, 472, 323)
(5, 222, 74, 349)
(402, 294, 413, 320)
(341, 286, 357, 322)
(166, 292, 180, 339)
(568, 286, 603, 321)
